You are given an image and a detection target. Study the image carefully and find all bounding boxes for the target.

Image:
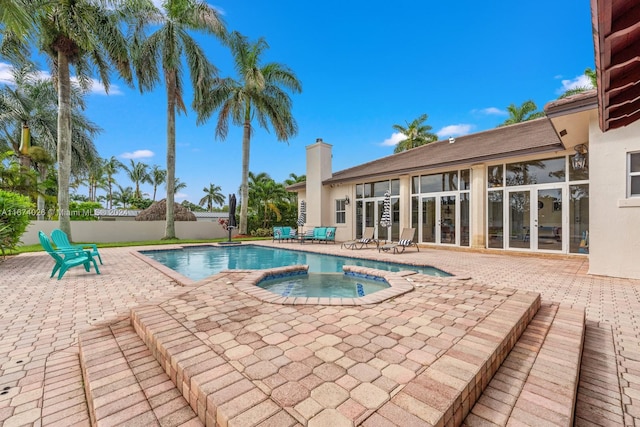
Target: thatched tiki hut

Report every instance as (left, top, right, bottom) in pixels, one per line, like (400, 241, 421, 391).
(135, 199, 196, 221)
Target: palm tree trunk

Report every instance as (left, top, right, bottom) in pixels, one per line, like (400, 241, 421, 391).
(240, 117, 251, 235)
(164, 70, 176, 239)
(57, 51, 73, 240)
(37, 165, 47, 220)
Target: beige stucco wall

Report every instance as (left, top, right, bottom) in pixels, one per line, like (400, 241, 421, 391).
(588, 114, 640, 279)
(23, 220, 230, 245)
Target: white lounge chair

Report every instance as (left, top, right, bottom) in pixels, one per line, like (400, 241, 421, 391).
(379, 228, 419, 254)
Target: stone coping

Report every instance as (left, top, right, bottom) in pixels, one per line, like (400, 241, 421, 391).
(234, 265, 416, 306)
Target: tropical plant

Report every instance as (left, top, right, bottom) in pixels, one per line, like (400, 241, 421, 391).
(201, 31, 302, 235)
(0, 189, 32, 256)
(498, 100, 545, 127)
(103, 156, 123, 209)
(173, 177, 187, 194)
(149, 164, 166, 201)
(248, 171, 288, 228)
(392, 113, 438, 153)
(130, 0, 225, 239)
(559, 67, 597, 99)
(0, 65, 101, 179)
(112, 184, 134, 209)
(123, 159, 150, 199)
(7, 0, 134, 239)
(199, 183, 224, 212)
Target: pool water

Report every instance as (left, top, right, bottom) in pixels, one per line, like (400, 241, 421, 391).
(140, 244, 450, 281)
(258, 271, 389, 298)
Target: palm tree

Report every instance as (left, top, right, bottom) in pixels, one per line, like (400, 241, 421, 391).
(392, 114, 438, 154)
(498, 100, 545, 127)
(149, 164, 166, 201)
(248, 171, 287, 228)
(173, 177, 187, 194)
(103, 156, 123, 209)
(199, 183, 224, 212)
(131, 0, 225, 239)
(12, 0, 133, 239)
(201, 31, 302, 235)
(112, 184, 134, 209)
(123, 159, 151, 199)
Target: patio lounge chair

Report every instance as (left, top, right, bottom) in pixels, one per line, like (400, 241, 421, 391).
(39, 231, 100, 280)
(341, 227, 378, 249)
(379, 228, 419, 254)
(51, 228, 103, 264)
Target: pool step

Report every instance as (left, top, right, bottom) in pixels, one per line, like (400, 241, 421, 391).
(463, 303, 585, 426)
(77, 268, 588, 426)
(78, 319, 202, 426)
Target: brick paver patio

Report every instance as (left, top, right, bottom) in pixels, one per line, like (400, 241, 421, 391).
(0, 241, 635, 426)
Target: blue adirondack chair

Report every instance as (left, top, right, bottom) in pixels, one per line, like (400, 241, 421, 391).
(39, 231, 100, 280)
(51, 228, 103, 264)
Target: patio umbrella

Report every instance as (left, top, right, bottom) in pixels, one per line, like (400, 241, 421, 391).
(297, 200, 306, 232)
(379, 191, 391, 228)
(228, 194, 237, 228)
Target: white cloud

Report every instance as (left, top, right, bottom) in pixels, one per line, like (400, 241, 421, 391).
(379, 132, 405, 147)
(475, 107, 507, 116)
(0, 62, 14, 84)
(558, 74, 593, 94)
(0, 62, 121, 95)
(121, 149, 154, 159)
(436, 124, 474, 138)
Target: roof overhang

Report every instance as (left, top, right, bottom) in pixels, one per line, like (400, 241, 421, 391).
(592, 0, 640, 131)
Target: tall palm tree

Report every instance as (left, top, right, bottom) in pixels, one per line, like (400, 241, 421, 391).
(201, 31, 302, 235)
(498, 100, 545, 127)
(149, 164, 166, 201)
(123, 159, 150, 199)
(11, 0, 133, 239)
(199, 183, 224, 212)
(103, 156, 123, 209)
(392, 114, 438, 154)
(131, 0, 225, 239)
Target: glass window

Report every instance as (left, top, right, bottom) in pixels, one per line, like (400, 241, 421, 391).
(488, 165, 503, 188)
(488, 190, 503, 248)
(363, 183, 372, 198)
(630, 153, 640, 197)
(420, 174, 442, 193)
(412, 176, 420, 194)
(506, 157, 565, 186)
(390, 179, 400, 196)
(374, 181, 390, 197)
(443, 172, 458, 191)
(356, 184, 363, 199)
(460, 169, 471, 190)
(335, 199, 346, 224)
(460, 193, 470, 247)
(569, 185, 589, 254)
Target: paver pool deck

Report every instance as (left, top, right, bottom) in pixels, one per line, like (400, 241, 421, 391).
(0, 241, 635, 426)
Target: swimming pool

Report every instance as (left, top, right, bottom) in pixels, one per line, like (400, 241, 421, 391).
(139, 244, 450, 281)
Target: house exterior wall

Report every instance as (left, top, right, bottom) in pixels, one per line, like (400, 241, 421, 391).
(588, 114, 640, 279)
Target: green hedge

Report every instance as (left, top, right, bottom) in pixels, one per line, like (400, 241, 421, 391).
(0, 190, 33, 256)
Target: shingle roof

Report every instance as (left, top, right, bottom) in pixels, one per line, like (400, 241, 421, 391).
(323, 117, 564, 185)
(544, 90, 598, 117)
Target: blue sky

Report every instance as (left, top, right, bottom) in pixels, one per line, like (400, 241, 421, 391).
(1, 0, 595, 207)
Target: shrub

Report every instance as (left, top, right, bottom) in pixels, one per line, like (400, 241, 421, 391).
(250, 228, 271, 237)
(69, 201, 102, 221)
(0, 190, 33, 256)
